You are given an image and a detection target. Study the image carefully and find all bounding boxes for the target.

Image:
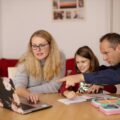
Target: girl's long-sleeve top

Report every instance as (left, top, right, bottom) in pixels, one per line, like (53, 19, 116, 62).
(59, 82, 117, 94)
(13, 52, 66, 93)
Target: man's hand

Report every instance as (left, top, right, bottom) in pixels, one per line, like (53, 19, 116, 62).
(59, 74, 84, 88)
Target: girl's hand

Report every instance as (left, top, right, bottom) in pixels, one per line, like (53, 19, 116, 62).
(87, 85, 103, 94)
(64, 91, 77, 99)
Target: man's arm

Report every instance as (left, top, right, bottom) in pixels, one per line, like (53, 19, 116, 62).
(59, 65, 120, 88)
(59, 74, 85, 88)
(84, 67, 120, 85)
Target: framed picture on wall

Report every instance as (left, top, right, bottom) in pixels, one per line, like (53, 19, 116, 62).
(52, 0, 85, 20)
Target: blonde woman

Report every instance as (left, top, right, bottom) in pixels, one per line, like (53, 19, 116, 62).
(13, 30, 65, 103)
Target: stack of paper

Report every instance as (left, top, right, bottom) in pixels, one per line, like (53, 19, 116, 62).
(58, 95, 93, 105)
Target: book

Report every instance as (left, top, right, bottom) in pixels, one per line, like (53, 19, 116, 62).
(99, 104, 120, 115)
(91, 96, 120, 115)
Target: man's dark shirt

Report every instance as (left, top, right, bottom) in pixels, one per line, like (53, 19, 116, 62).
(84, 64, 120, 85)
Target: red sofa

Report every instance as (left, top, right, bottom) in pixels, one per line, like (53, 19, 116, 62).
(0, 58, 18, 77)
(0, 58, 117, 93)
(0, 58, 76, 77)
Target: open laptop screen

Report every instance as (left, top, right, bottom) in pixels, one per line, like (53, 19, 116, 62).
(0, 77, 24, 113)
(0, 77, 52, 114)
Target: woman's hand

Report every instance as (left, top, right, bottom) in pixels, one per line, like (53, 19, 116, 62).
(26, 93, 40, 104)
(15, 87, 40, 104)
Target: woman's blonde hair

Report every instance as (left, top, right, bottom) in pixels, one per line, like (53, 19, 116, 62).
(18, 30, 62, 80)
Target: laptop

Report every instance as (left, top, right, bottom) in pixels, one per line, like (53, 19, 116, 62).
(0, 77, 52, 114)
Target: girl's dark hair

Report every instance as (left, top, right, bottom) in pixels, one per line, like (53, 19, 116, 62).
(74, 46, 99, 73)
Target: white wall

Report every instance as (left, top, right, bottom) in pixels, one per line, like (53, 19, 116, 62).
(0, 0, 2, 58)
(0, 0, 112, 64)
(112, 0, 120, 33)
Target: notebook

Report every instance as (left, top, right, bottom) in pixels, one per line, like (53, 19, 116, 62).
(91, 97, 120, 115)
(0, 77, 52, 114)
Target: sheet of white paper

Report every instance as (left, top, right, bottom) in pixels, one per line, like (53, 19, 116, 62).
(58, 94, 115, 105)
(58, 96, 92, 105)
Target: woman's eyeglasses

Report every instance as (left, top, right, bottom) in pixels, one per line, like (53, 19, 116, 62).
(31, 43, 49, 50)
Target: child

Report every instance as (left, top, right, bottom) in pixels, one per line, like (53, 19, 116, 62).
(59, 46, 117, 99)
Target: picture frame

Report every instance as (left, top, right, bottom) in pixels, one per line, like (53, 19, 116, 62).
(52, 0, 85, 20)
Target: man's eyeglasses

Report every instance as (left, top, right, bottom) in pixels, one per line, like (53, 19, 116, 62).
(31, 43, 49, 50)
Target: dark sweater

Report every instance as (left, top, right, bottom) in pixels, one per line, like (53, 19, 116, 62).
(84, 64, 120, 85)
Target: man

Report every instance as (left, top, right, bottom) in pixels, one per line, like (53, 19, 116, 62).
(60, 33, 120, 88)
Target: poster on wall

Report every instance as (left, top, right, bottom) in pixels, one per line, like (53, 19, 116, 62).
(53, 0, 85, 20)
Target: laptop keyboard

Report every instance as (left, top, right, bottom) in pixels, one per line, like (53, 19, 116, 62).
(21, 103, 35, 110)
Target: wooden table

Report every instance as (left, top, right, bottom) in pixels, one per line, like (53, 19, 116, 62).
(0, 93, 120, 120)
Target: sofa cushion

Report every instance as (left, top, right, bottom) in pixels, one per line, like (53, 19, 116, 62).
(0, 58, 76, 77)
